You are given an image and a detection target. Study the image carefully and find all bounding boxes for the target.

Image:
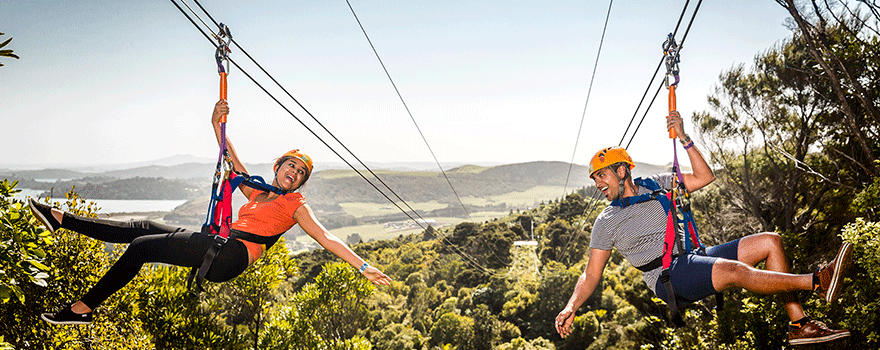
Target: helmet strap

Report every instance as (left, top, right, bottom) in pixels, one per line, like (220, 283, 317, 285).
(611, 163, 633, 199)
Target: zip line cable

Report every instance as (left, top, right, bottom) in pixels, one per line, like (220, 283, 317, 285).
(622, 0, 703, 149)
(182, 2, 495, 276)
(346, 0, 512, 267)
(188, 0, 435, 231)
(617, 0, 691, 147)
(557, 0, 615, 264)
(170, 0, 492, 275)
(558, 0, 703, 263)
(562, 0, 614, 197)
(344, 0, 474, 222)
(624, 80, 666, 149)
(556, 188, 604, 263)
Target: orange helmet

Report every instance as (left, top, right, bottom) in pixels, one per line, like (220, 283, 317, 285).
(589, 146, 634, 178)
(275, 149, 313, 175)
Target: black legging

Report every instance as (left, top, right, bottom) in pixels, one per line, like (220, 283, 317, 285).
(61, 214, 249, 309)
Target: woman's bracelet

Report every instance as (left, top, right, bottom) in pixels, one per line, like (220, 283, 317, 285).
(359, 262, 369, 273)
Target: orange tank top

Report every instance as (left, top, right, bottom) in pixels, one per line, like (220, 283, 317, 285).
(231, 190, 306, 261)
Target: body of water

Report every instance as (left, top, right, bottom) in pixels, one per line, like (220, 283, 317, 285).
(11, 188, 188, 213)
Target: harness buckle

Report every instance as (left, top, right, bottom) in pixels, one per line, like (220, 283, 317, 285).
(212, 234, 228, 247)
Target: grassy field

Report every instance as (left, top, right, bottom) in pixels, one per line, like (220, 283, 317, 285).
(461, 185, 570, 208)
(339, 200, 449, 218)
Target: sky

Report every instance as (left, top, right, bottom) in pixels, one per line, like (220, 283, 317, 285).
(2, 1, 797, 172)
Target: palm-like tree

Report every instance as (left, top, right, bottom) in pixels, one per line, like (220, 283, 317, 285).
(0, 32, 20, 67)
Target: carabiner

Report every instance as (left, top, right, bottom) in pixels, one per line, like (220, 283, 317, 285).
(663, 33, 680, 87)
(214, 23, 233, 74)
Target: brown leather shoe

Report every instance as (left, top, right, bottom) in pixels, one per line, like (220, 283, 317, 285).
(814, 242, 853, 303)
(788, 319, 850, 345)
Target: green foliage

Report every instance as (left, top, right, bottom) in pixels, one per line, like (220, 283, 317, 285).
(0, 180, 52, 304)
(135, 265, 246, 349)
(529, 261, 583, 339)
(371, 322, 425, 350)
(496, 337, 556, 350)
(130, 238, 298, 349)
(839, 218, 880, 344)
(472, 304, 502, 350)
(841, 218, 880, 285)
(853, 177, 880, 221)
(540, 219, 589, 266)
(546, 193, 586, 223)
(0, 187, 152, 349)
(218, 237, 298, 344)
(559, 311, 598, 349)
(261, 262, 375, 349)
(429, 312, 474, 348)
(0, 32, 20, 67)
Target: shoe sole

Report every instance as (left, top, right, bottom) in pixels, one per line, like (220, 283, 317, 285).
(40, 313, 92, 325)
(28, 198, 57, 233)
(826, 242, 853, 303)
(789, 330, 850, 345)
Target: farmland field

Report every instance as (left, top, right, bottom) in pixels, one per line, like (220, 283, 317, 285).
(461, 185, 570, 207)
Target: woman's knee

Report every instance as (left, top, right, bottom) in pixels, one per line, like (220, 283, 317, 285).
(127, 235, 167, 260)
(129, 220, 183, 234)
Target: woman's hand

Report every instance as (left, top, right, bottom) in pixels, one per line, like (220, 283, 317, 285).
(362, 266, 393, 286)
(212, 100, 229, 125)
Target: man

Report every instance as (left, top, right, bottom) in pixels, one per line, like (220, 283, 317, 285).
(554, 111, 852, 345)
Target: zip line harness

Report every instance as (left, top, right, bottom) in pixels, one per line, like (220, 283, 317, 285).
(186, 23, 288, 296)
(612, 33, 722, 327)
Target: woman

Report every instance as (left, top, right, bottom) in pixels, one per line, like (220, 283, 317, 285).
(31, 100, 392, 325)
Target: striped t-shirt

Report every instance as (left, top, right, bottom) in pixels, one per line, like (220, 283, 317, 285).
(590, 173, 681, 293)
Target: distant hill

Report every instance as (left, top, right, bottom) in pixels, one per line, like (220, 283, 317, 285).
(295, 160, 674, 210)
(2, 160, 675, 197)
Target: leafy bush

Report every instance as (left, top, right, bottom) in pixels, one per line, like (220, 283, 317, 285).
(260, 262, 375, 349)
(0, 180, 52, 304)
(0, 185, 152, 349)
(839, 218, 880, 344)
(852, 177, 880, 221)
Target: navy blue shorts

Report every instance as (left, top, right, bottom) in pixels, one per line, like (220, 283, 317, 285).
(654, 238, 741, 304)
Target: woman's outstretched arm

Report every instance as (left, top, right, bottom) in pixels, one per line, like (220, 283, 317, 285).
(294, 203, 392, 285)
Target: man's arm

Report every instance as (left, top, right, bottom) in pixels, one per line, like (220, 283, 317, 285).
(667, 110, 715, 192)
(555, 248, 611, 338)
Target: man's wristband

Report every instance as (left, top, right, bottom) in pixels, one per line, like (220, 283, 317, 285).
(359, 262, 369, 273)
(679, 135, 692, 146)
(683, 140, 695, 150)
